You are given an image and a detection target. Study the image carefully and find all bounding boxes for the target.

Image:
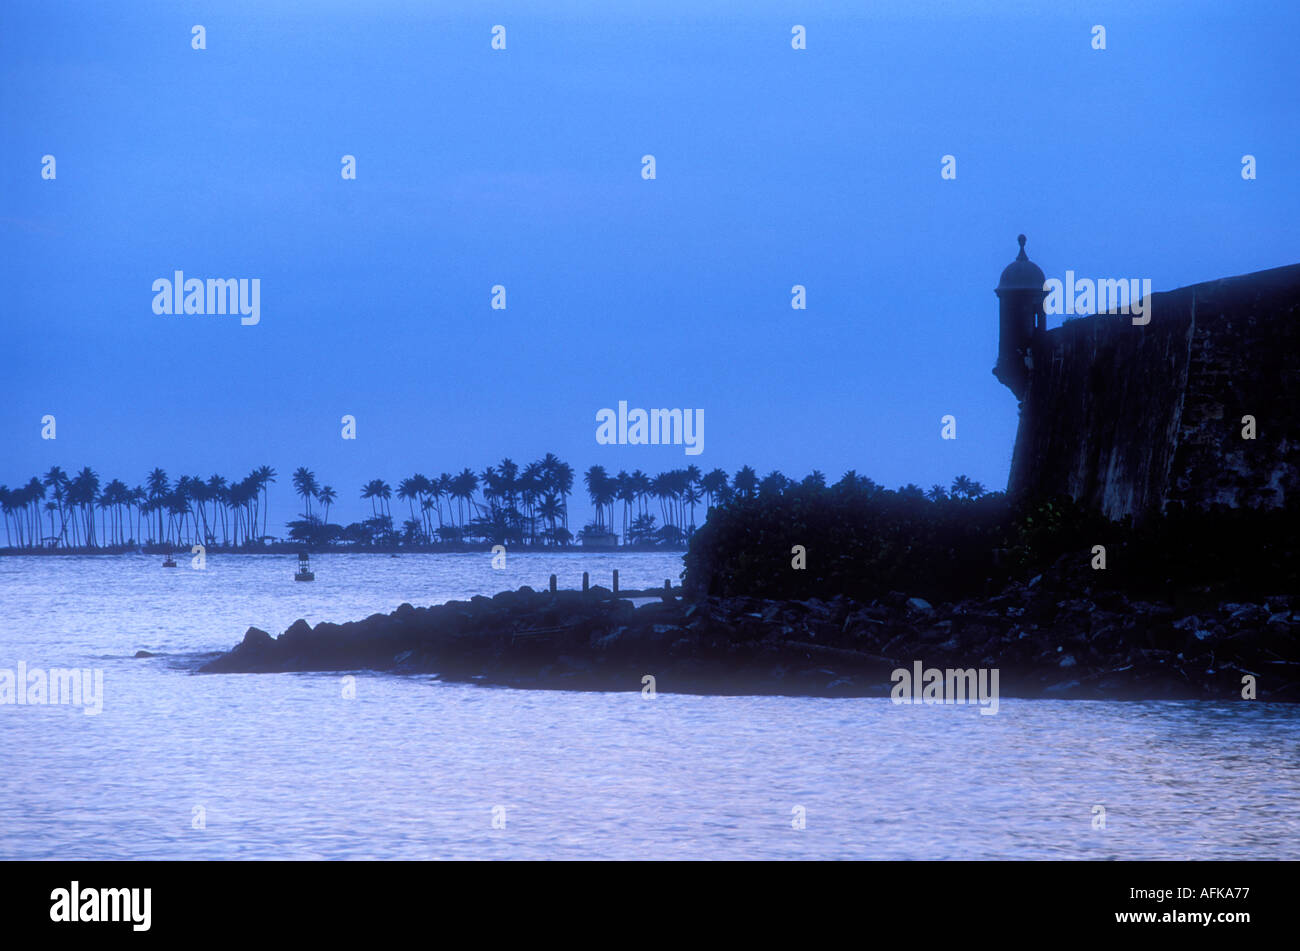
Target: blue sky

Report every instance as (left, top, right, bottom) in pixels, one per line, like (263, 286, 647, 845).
(3, 0, 1297, 529)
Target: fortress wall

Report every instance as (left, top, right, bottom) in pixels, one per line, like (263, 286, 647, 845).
(1007, 263, 1300, 522)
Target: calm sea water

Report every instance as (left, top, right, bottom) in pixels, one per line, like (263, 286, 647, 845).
(1, 552, 1297, 860)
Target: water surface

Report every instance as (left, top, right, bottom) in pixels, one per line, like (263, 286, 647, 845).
(2, 553, 1296, 859)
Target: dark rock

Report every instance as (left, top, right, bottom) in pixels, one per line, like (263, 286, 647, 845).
(1228, 604, 1268, 628)
(1266, 612, 1292, 633)
(243, 626, 274, 648)
(1044, 680, 1082, 696)
(592, 627, 630, 651)
(195, 567, 1300, 702)
(282, 619, 313, 642)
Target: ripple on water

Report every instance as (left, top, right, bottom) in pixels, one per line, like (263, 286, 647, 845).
(1, 554, 1298, 859)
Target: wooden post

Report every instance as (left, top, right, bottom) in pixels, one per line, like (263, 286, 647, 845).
(612, 569, 619, 593)
(549, 574, 557, 593)
(582, 571, 590, 592)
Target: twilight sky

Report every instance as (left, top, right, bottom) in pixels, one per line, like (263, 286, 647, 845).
(3, 0, 1297, 529)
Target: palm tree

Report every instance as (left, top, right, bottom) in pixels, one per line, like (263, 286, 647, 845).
(410, 473, 433, 537)
(361, 480, 378, 518)
(101, 479, 130, 546)
(436, 473, 454, 529)
(450, 469, 477, 528)
(497, 458, 519, 514)
(229, 479, 255, 546)
(188, 475, 214, 544)
(758, 471, 789, 498)
(70, 467, 99, 547)
(650, 472, 674, 529)
(628, 512, 657, 546)
(700, 468, 728, 511)
(146, 468, 169, 544)
(292, 467, 318, 519)
(166, 490, 190, 544)
(552, 461, 574, 531)
(129, 485, 146, 544)
(480, 466, 500, 516)
(537, 494, 562, 545)
(174, 476, 195, 543)
(206, 476, 228, 544)
(733, 466, 758, 500)
(682, 483, 701, 532)
(397, 478, 421, 534)
(361, 479, 392, 521)
(23, 477, 45, 548)
(519, 462, 543, 544)
(255, 466, 277, 537)
(668, 469, 690, 528)
(0, 486, 15, 547)
(93, 481, 112, 547)
(316, 485, 337, 525)
(615, 470, 636, 545)
(630, 470, 651, 520)
(42, 466, 70, 547)
(833, 470, 880, 498)
(684, 464, 702, 516)
(584, 465, 614, 531)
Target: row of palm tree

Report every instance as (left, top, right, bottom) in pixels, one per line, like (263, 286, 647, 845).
(288, 455, 579, 548)
(1, 458, 989, 550)
(0, 465, 279, 550)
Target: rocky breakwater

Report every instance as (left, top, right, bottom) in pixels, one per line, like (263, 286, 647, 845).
(197, 567, 1299, 701)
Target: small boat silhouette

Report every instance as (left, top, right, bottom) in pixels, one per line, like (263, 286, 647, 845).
(162, 552, 177, 568)
(294, 551, 315, 582)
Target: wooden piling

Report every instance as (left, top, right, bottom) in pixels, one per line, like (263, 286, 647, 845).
(582, 571, 590, 592)
(549, 574, 557, 593)
(612, 569, 619, 593)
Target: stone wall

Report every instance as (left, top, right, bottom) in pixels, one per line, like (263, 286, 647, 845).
(1007, 263, 1300, 521)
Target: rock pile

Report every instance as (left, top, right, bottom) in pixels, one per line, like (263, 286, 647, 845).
(197, 567, 1298, 701)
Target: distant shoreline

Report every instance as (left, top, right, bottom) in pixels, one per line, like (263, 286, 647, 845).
(0, 545, 686, 557)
